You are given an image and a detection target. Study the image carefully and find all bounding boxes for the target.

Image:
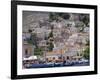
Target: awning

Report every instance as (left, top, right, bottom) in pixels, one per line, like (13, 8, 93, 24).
(23, 56, 37, 60)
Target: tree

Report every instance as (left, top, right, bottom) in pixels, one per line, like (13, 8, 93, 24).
(83, 46, 90, 59)
(31, 33, 38, 48)
(82, 15, 89, 26)
(49, 31, 53, 38)
(77, 52, 79, 56)
(79, 26, 84, 32)
(79, 14, 89, 26)
(47, 42, 54, 51)
(28, 29, 32, 33)
(47, 30, 54, 51)
(61, 13, 70, 20)
(34, 48, 43, 56)
(86, 40, 90, 46)
(49, 13, 70, 22)
(26, 32, 38, 48)
(56, 13, 70, 20)
(49, 13, 58, 21)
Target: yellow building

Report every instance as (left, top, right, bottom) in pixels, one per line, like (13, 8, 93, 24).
(22, 41, 35, 58)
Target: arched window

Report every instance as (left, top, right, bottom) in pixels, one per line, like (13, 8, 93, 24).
(67, 56, 69, 60)
(25, 49, 28, 55)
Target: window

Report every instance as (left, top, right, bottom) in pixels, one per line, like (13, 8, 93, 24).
(53, 57, 55, 60)
(67, 56, 69, 59)
(25, 49, 28, 55)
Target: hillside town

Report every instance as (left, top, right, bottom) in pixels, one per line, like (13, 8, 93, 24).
(22, 11, 90, 68)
